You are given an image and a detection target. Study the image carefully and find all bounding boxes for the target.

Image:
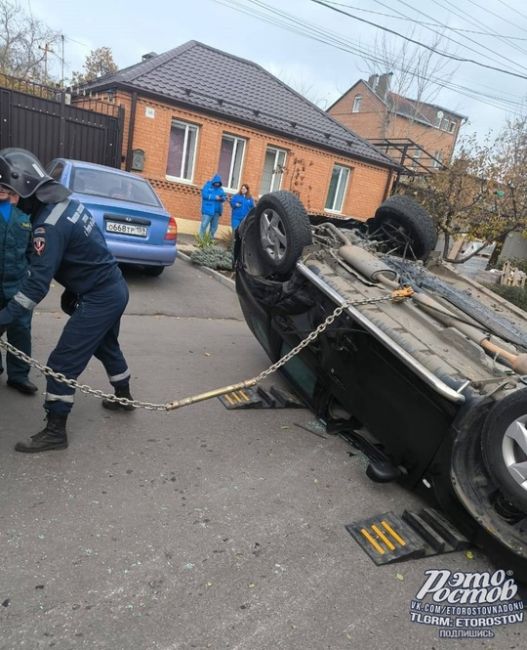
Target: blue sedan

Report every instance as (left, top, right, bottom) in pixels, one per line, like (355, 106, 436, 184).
(46, 159, 177, 276)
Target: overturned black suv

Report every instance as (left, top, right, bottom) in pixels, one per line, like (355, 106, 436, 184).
(235, 190, 527, 578)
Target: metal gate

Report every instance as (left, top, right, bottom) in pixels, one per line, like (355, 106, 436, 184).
(0, 78, 124, 168)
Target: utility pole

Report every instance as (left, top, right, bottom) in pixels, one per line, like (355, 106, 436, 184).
(38, 42, 54, 84)
(61, 35, 65, 87)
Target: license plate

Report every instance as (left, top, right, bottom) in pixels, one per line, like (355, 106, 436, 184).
(106, 221, 147, 237)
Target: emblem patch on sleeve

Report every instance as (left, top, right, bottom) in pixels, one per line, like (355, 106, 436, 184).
(33, 236, 46, 255)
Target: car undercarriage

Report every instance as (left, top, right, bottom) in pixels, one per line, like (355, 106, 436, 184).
(235, 190, 527, 579)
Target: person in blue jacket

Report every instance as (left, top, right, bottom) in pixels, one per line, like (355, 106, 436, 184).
(0, 185, 37, 394)
(230, 184, 255, 231)
(199, 174, 226, 238)
(0, 148, 133, 453)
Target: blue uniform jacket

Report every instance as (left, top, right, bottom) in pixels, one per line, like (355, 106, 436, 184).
(201, 175, 226, 217)
(230, 194, 255, 229)
(0, 199, 122, 326)
(0, 204, 32, 301)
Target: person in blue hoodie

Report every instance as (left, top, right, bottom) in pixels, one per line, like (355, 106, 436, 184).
(230, 184, 255, 231)
(199, 174, 226, 238)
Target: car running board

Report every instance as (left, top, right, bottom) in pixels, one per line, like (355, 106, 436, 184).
(334, 425, 402, 483)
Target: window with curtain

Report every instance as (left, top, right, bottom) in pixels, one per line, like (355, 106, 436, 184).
(166, 120, 198, 181)
(218, 134, 246, 190)
(325, 164, 350, 212)
(259, 147, 287, 195)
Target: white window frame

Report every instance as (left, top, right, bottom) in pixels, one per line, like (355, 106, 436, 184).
(260, 146, 287, 195)
(352, 94, 362, 113)
(325, 164, 350, 213)
(219, 134, 246, 192)
(166, 119, 199, 183)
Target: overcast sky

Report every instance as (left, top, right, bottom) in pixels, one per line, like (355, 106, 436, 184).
(29, 0, 527, 143)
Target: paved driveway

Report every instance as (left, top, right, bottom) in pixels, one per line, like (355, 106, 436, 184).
(0, 259, 524, 649)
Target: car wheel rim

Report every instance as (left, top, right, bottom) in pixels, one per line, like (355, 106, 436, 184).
(260, 208, 287, 262)
(502, 414, 527, 492)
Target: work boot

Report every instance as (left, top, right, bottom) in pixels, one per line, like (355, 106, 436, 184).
(102, 384, 134, 411)
(15, 413, 68, 453)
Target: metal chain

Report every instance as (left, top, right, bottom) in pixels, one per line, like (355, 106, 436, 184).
(0, 290, 409, 412)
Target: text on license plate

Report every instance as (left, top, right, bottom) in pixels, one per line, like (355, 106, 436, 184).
(106, 222, 147, 237)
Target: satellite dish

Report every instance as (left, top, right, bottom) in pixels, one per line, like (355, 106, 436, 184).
(437, 110, 444, 118)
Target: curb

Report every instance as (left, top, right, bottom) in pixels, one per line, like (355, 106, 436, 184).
(178, 250, 236, 292)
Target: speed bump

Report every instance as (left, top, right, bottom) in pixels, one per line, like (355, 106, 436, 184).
(345, 509, 470, 565)
(219, 385, 304, 410)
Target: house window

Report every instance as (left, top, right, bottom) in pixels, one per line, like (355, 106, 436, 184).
(166, 119, 198, 181)
(260, 146, 287, 194)
(433, 151, 444, 168)
(325, 164, 350, 212)
(449, 120, 456, 133)
(218, 134, 246, 191)
(441, 117, 450, 131)
(352, 95, 362, 113)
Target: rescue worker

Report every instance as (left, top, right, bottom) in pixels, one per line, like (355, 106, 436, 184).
(0, 185, 37, 394)
(0, 148, 133, 453)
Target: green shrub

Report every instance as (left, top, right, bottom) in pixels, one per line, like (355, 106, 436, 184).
(485, 284, 527, 311)
(190, 245, 233, 271)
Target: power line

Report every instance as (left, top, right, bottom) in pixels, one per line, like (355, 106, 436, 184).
(377, 0, 527, 76)
(309, 0, 527, 80)
(325, 1, 527, 40)
(495, 0, 527, 25)
(214, 0, 526, 114)
(427, 0, 527, 61)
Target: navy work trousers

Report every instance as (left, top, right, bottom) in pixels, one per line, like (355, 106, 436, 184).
(0, 304, 32, 382)
(45, 279, 130, 415)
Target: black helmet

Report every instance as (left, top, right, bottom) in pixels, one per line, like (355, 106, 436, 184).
(0, 148, 53, 198)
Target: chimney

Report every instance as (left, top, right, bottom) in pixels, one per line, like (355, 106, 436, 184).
(376, 72, 393, 100)
(142, 52, 158, 62)
(368, 74, 379, 90)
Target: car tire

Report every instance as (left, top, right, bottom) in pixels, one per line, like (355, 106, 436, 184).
(143, 265, 164, 277)
(481, 390, 527, 512)
(254, 191, 312, 275)
(368, 195, 437, 260)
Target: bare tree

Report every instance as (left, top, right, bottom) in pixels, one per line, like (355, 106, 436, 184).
(362, 29, 458, 139)
(0, 0, 60, 82)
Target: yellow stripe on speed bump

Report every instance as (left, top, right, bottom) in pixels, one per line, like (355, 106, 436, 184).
(360, 528, 385, 555)
(381, 520, 406, 546)
(371, 524, 396, 551)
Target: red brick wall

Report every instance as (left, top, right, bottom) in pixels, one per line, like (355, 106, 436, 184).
(75, 91, 394, 230)
(329, 82, 459, 164)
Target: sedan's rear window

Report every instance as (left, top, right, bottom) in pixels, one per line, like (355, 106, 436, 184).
(71, 168, 161, 208)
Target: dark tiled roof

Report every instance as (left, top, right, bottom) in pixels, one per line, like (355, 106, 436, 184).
(83, 41, 394, 168)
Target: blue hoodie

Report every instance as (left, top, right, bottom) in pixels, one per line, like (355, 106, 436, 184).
(201, 174, 226, 217)
(230, 193, 255, 229)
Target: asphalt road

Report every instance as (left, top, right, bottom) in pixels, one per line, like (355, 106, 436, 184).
(0, 258, 525, 649)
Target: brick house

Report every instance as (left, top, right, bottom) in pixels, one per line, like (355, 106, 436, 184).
(74, 41, 397, 234)
(328, 73, 467, 174)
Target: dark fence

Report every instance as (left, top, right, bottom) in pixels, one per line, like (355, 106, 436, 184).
(0, 75, 124, 168)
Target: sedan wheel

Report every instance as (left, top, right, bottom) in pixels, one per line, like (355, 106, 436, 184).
(482, 389, 527, 512)
(260, 208, 288, 264)
(253, 191, 312, 275)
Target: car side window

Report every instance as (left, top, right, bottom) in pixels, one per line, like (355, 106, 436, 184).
(48, 162, 64, 181)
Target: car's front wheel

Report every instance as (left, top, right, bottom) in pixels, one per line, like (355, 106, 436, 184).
(482, 389, 527, 513)
(254, 191, 312, 275)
